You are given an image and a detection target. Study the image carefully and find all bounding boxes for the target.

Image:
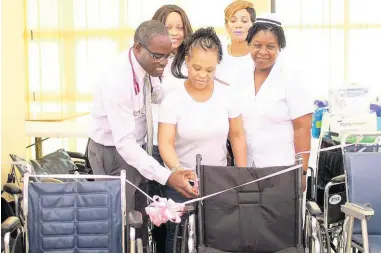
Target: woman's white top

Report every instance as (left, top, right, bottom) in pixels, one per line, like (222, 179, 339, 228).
(240, 53, 314, 167)
(159, 80, 241, 170)
(215, 43, 253, 88)
(152, 58, 186, 146)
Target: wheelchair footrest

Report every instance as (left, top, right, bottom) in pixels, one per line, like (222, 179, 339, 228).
(128, 211, 143, 228)
(306, 201, 323, 216)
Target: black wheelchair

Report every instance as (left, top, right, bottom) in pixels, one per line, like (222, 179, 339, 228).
(172, 154, 305, 253)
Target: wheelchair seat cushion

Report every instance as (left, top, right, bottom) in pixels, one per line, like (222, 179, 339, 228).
(198, 245, 304, 253)
(276, 246, 304, 252)
(198, 246, 224, 253)
(352, 234, 381, 253)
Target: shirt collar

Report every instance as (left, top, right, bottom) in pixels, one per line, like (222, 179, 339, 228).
(131, 47, 148, 83)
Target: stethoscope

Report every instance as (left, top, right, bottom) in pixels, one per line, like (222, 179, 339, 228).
(128, 47, 155, 96)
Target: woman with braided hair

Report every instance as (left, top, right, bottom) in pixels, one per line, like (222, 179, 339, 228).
(158, 27, 247, 252)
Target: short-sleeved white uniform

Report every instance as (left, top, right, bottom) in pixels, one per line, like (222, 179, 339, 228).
(159, 80, 241, 170)
(215, 43, 253, 88)
(240, 53, 314, 167)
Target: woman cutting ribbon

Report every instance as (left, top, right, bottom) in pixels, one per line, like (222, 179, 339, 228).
(158, 27, 247, 252)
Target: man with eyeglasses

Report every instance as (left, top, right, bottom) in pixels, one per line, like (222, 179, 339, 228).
(88, 20, 198, 214)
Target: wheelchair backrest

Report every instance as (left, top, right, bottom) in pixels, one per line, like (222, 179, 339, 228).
(27, 180, 122, 253)
(199, 165, 301, 253)
(316, 149, 344, 193)
(344, 151, 381, 235)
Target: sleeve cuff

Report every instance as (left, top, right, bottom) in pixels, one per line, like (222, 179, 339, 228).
(229, 111, 242, 119)
(154, 165, 172, 185)
(291, 108, 314, 120)
(158, 119, 177, 124)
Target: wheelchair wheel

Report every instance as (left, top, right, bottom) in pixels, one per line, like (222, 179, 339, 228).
(11, 232, 24, 253)
(304, 214, 311, 252)
(305, 213, 324, 253)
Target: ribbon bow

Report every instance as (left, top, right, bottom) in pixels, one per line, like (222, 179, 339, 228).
(145, 195, 185, 227)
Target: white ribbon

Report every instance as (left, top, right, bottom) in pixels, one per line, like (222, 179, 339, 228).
(7, 138, 373, 227)
(8, 141, 362, 201)
(183, 164, 302, 205)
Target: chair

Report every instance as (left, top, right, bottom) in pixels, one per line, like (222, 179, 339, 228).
(20, 170, 143, 253)
(184, 154, 304, 253)
(341, 135, 381, 253)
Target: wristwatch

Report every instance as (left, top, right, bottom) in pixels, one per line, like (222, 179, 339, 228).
(303, 170, 308, 176)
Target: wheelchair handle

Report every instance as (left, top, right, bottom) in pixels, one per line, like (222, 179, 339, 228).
(196, 154, 202, 165)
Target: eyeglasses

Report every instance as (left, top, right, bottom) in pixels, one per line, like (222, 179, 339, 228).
(139, 42, 173, 61)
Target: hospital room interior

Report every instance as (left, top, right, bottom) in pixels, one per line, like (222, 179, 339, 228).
(1, 0, 381, 253)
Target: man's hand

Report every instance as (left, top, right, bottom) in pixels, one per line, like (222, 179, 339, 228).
(167, 169, 199, 198)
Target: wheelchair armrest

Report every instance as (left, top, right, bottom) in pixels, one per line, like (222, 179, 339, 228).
(66, 151, 87, 160)
(3, 183, 22, 195)
(306, 201, 322, 216)
(331, 174, 345, 184)
(1, 216, 21, 237)
(128, 211, 143, 229)
(341, 202, 374, 220)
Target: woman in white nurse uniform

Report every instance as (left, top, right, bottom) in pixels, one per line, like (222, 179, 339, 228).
(215, 0, 256, 88)
(242, 14, 313, 190)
